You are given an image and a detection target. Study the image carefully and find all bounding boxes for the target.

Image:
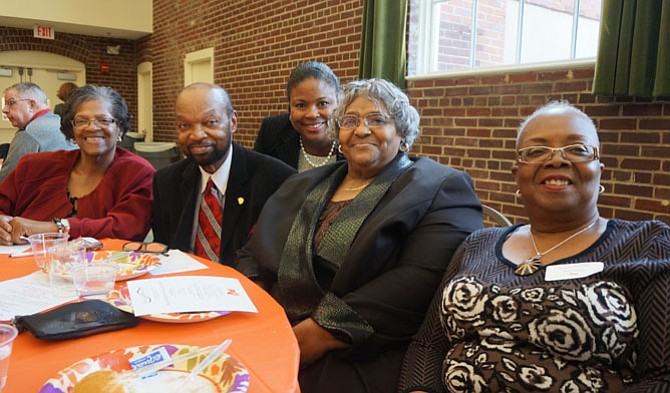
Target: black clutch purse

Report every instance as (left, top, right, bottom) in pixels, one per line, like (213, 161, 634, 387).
(12, 300, 138, 340)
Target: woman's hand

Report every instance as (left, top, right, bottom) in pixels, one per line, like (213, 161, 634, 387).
(0, 215, 13, 245)
(8, 217, 58, 244)
(293, 318, 350, 368)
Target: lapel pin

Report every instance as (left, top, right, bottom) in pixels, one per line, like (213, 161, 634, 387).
(237, 197, 245, 205)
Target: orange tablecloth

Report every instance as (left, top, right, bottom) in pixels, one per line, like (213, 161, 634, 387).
(1, 239, 300, 393)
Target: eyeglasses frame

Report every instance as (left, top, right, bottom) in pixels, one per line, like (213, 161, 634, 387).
(2, 98, 31, 108)
(122, 241, 170, 255)
(71, 117, 117, 129)
(516, 143, 600, 164)
(337, 113, 391, 130)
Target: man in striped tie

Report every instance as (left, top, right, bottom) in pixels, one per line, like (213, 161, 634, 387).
(152, 83, 296, 265)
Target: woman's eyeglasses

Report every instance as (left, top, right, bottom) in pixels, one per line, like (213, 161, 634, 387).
(517, 143, 600, 164)
(337, 113, 390, 129)
(71, 117, 116, 129)
(122, 241, 169, 255)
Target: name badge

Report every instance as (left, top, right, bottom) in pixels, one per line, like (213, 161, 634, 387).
(544, 262, 604, 281)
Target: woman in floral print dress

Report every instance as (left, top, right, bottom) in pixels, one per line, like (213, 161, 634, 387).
(398, 101, 670, 393)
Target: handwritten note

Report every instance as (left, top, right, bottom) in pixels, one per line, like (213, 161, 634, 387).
(126, 276, 257, 316)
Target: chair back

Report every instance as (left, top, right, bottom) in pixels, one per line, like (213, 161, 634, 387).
(482, 204, 512, 227)
(134, 142, 181, 170)
(118, 132, 146, 153)
(0, 143, 9, 160)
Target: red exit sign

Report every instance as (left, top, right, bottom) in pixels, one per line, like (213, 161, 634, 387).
(34, 25, 55, 40)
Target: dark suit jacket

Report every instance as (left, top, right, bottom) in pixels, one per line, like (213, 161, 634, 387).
(236, 156, 483, 357)
(152, 142, 296, 265)
(253, 113, 343, 169)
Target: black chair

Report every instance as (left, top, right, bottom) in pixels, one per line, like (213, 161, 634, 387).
(0, 143, 9, 161)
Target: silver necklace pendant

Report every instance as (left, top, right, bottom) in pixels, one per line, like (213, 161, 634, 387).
(515, 254, 542, 276)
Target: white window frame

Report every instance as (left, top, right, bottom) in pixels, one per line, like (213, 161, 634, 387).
(411, 0, 599, 78)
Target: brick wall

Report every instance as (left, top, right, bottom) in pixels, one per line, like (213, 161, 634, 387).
(145, 0, 364, 145)
(1, 0, 668, 225)
(408, 67, 670, 224)
(0, 27, 139, 130)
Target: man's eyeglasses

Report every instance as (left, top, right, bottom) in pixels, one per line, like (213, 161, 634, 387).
(517, 143, 600, 164)
(337, 113, 390, 130)
(3, 99, 31, 108)
(122, 241, 169, 255)
(71, 117, 116, 129)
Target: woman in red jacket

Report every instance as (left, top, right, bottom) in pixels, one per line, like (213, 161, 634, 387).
(0, 85, 155, 243)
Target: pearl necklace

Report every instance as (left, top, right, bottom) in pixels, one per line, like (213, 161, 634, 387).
(514, 220, 598, 276)
(300, 137, 336, 168)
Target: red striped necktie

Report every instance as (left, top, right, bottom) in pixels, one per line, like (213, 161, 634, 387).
(194, 178, 223, 262)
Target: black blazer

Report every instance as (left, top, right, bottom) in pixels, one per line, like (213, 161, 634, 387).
(152, 142, 296, 265)
(254, 113, 344, 169)
(236, 157, 483, 351)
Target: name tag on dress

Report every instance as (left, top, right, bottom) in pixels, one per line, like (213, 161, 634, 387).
(544, 262, 604, 281)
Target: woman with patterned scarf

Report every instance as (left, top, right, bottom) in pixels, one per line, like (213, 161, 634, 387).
(236, 78, 483, 393)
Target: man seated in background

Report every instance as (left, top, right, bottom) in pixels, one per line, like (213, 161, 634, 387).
(152, 82, 296, 266)
(0, 82, 77, 182)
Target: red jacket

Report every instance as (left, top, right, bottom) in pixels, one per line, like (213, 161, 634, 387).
(0, 147, 155, 241)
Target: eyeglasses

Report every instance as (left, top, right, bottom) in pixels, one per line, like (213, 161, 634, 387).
(337, 113, 390, 130)
(122, 241, 169, 255)
(3, 98, 30, 108)
(517, 143, 600, 164)
(71, 117, 116, 129)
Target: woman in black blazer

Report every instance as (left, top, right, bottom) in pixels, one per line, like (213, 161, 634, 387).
(238, 79, 483, 393)
(254, 61, 344, 171)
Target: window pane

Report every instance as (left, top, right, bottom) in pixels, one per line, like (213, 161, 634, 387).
(409, 0, 603, 76)
(475, 0, 510, 68)
(436, 0, 475, 72)
(520, 0, 576, 63)
(575, 0, 602, 58)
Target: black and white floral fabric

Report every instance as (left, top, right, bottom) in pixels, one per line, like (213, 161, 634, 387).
(440, 276, 638, 392)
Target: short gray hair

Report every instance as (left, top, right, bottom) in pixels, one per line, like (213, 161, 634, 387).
(328, 78, 420, 148)
(518, 100, 598, 147)
(5, 82, 48, 105)
(60, 85, 131, 140)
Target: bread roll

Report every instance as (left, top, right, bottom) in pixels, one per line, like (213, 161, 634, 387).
(73, 369, 128, 393)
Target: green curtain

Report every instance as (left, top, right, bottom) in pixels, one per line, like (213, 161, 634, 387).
(592, 0, 670, 97)
(358, 0, 408, 88)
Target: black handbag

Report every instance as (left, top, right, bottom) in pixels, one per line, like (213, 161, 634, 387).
(12, 300, 138, 340)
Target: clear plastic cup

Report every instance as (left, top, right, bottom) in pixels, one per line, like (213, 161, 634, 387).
(46, 243, 86, 298)
(70, 263, 118, 298)
(0, 325, 18, 390)
(26, 232, 70, 271)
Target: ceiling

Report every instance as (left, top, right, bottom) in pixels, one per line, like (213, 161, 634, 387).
(0, 15, 150, 40)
